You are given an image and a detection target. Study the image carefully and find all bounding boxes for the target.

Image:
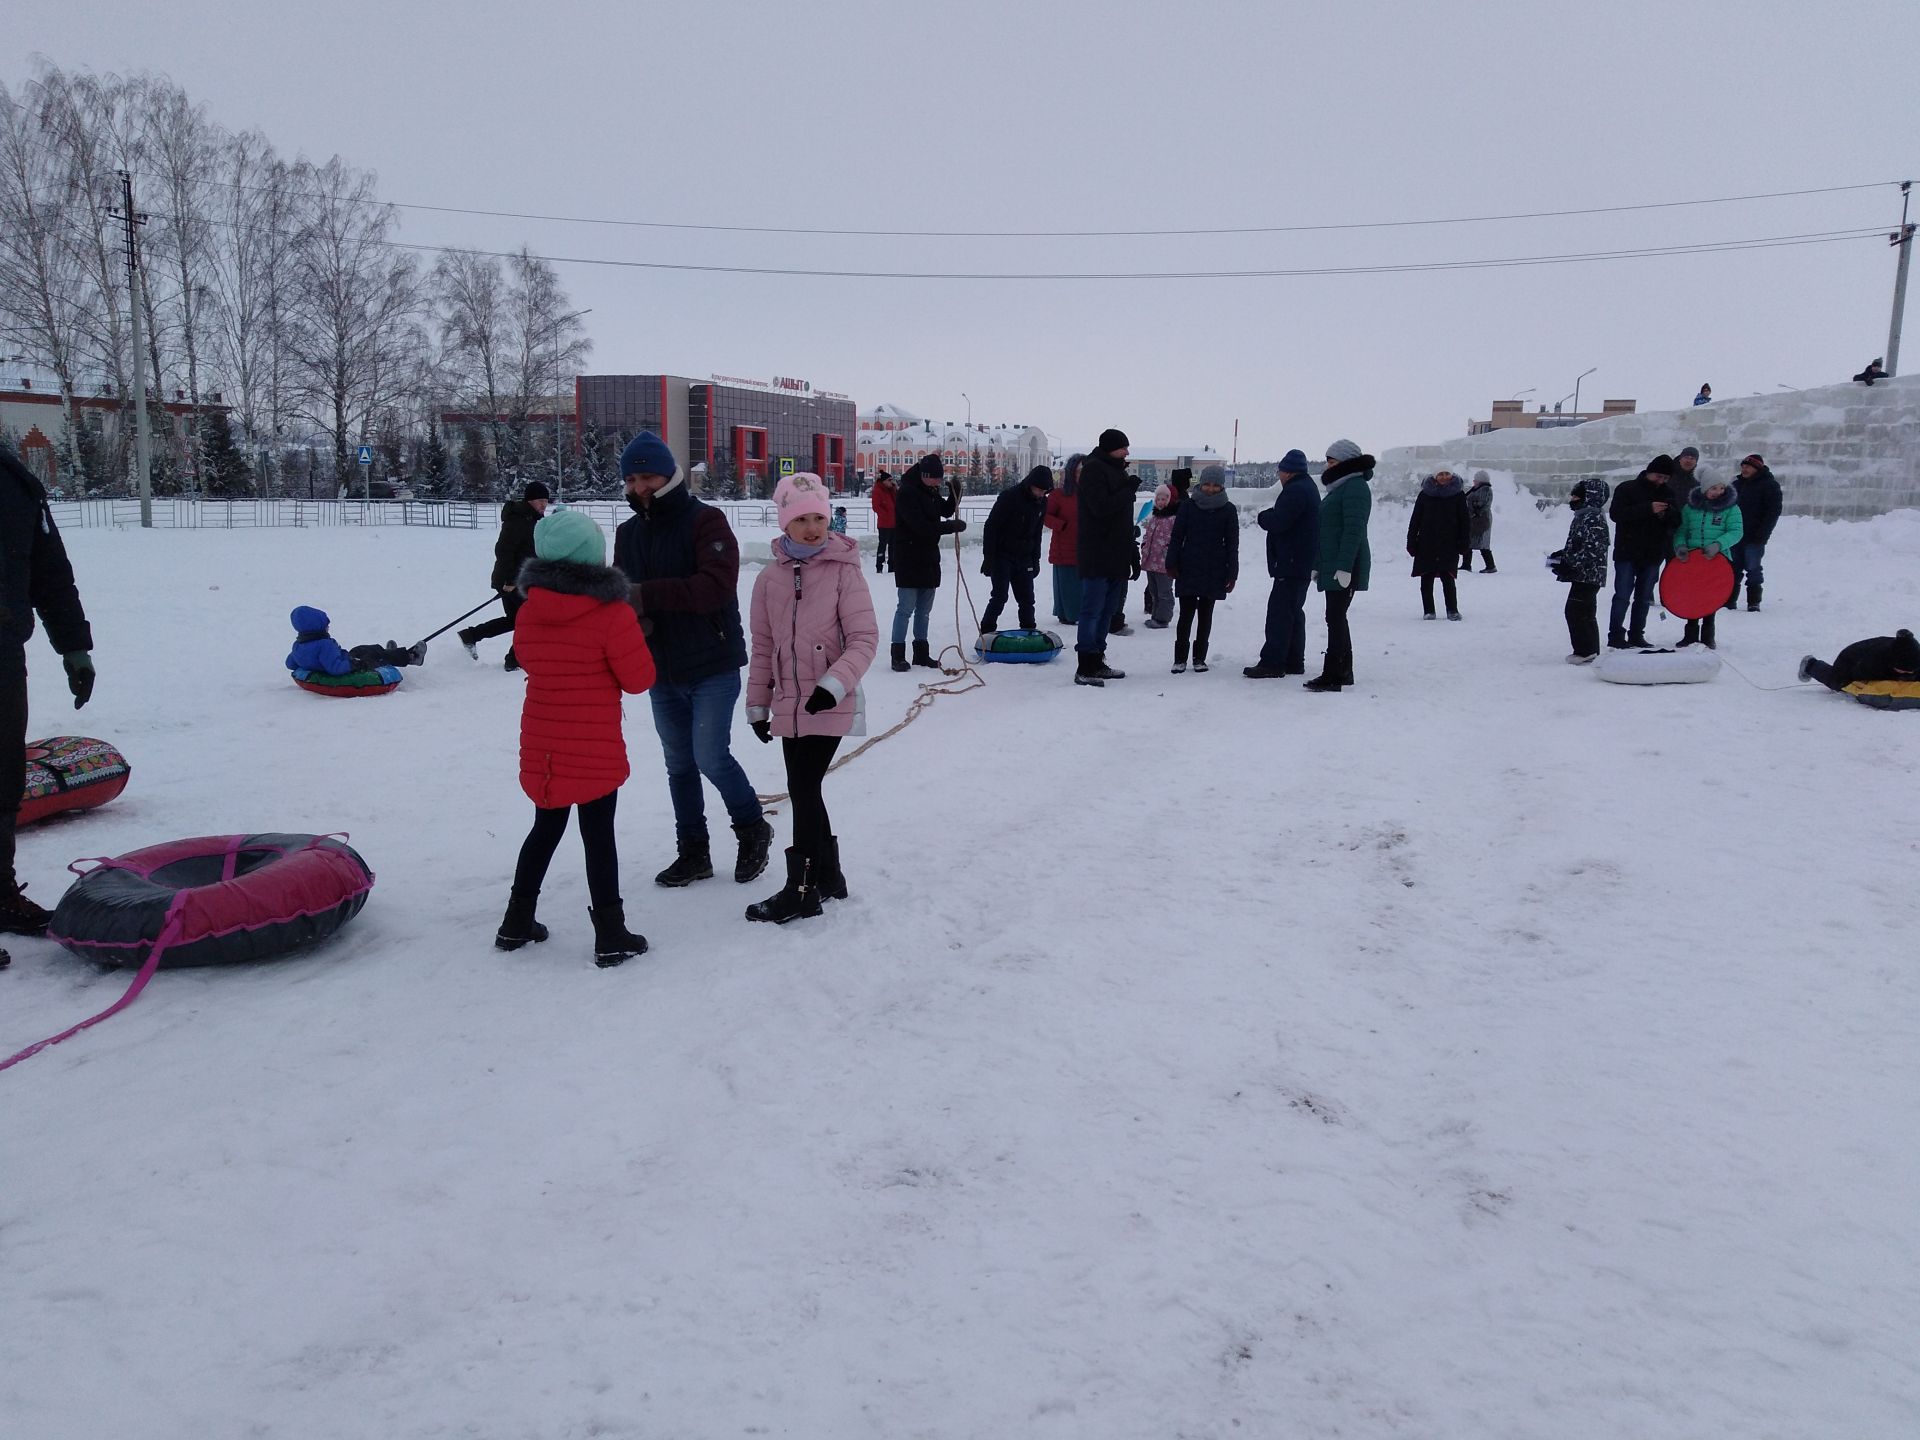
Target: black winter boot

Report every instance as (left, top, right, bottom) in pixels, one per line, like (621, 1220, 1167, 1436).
(0, 945, 10, 970)
(1073, 652, 1105, 687)
(1746, 583, 1762, 612)
(0, 878, 52, 937)
(1607, 630, 1629, 649)
(817, 836, 848, 901)
(1627, 630, 1649, 648)
(911, 639, 940, 669)
(457, 627, 480, 659)
(654, 841, 714, 888)
(590, 903, 648, 967)
(503, 648, 521, 673)
(495, 889, 550, 951)
(733, 817, 774, 883)
(1172, 638, 1189, 673)
(745, 847, 824, 924)
(1194, 641, 1210, 672)
(1086, 654, 1127, 681)
(890, 642, 910, 673)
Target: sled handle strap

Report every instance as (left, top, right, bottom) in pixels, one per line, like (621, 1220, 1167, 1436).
(0, 900, 187, 1074)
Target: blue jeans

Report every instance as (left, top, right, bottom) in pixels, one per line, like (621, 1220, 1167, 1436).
(891, 586, 936, 645)
(649, 669, 762, 843)
(1258, 575, 1311, 671)
(1608, 559, 1661, 639)
(1729, 540, 1766, 593)
(1076, 577, 1117, 654)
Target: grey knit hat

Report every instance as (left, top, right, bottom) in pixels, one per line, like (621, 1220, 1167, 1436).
(1326, 439, 1362, 464)
(1198, 463, 1227, 486)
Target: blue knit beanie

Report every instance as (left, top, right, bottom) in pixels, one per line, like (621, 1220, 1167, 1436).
(534, 508, 606, 567)
(1278, 449, 1310, 475)
(619, 431, 676, 480)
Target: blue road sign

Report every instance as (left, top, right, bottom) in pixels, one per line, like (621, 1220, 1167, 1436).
(357, 444, 374, 466)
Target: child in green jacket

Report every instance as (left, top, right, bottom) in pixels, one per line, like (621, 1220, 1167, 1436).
(1673, 477, 1743, 648)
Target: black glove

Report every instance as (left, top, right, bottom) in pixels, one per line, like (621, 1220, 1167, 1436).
(64, 652, 95, 710)
(950, 519, 969, 534)
(803, 686, 837, 715)
(750, 718, 772, 744)
(1130, 559, 1142, 581)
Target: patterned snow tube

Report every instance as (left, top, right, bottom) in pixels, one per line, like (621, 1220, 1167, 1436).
(1595, 647, 1722, 686)
(1845, 680, 1920, 711)
(19, 736, 131, 827)
(48, 833, 375, 969)
(293, 665, 401, 697)
(973, 629, 1065, 665)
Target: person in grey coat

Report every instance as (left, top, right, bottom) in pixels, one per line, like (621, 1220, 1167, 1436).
(1462, 471, 1495, 572)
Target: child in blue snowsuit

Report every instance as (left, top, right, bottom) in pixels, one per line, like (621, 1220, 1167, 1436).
(286, 606, 425, 676)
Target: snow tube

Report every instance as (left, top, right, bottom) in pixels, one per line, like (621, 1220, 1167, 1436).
(19, 736, 131, 827)
(49, 833, 375, 970)
(1845, 680, 1920, 711)
(293, 665, 401, 697)
(974, 629, 1065, 665)
(1595, 647, 1722, 685)
(1659, 552, 1736, 621)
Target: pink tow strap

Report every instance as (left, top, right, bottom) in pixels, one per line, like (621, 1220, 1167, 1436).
(0, 897, 186, 1073)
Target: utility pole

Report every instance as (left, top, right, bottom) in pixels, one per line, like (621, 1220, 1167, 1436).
(110, 171, 155, 527)
(1887, 181, 1914, 378)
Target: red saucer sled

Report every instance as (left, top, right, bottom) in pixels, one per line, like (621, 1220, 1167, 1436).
(1659, 552, 1736, 621)
(20, 736, 131, 826)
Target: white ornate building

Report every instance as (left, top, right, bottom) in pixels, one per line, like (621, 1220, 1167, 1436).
(857, 403, 1050, 485)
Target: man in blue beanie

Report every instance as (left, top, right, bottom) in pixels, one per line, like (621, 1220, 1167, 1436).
(1245, 449, 1320, 678)
(612, 431, 773, 888)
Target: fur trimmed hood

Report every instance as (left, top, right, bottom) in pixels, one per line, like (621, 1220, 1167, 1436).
(1686, 483, 1738, 512)
(1419, 474, 1466, 498)
(516, 557, 634, 603)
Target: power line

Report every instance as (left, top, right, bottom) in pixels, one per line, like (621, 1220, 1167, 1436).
(161, 172, 1900, 241)
(382, 227, 1887, 283)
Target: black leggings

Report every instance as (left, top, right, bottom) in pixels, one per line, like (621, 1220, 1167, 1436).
(1420, 574, 1459, 616)
(513, 790, 620, 909)
(1175, 596, 1215, 661)
(783, 735, 841, 865)
(0, 652, 26, 881)
(1564, 582, 1600, 657)
(466, 590, 523, 644)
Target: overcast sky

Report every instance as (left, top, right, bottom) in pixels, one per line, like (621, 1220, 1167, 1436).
(21, 0, 1920, 459)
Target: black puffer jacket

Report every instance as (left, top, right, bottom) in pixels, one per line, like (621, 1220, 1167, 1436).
(1075, 449, 1137, 581)
(0, 447, 92, 655)
(1549, 480, 1611, 586)
(1609, 473, 1683, 564)
(1827, 630, 1920, 686)
(491, 500, 542, 589)
(1406, 474, 1471, 578)
(891, 460, 963, 589)
(980, 472, 1048, 577)
(1735, 464, 1783, 546)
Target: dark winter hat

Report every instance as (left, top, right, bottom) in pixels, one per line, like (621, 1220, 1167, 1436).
(1677, 446, 1701, 462)
(1646, 454, 1677, 477)
(1198, 463, 1227, 487)
(619, 430, 676, 480)
(1890, 630, 1920, 672)
(1097, 428, 1130, 453)
(523, 480, 551, 502)
(920, 454, 946, 480)
(1326, 438, 1362, 464)
(1169, 467, 1194, 490)
(1024, 464, 1054, 492)
(1740, 453, 1766, 470)
(1278, 449, 1309, 475)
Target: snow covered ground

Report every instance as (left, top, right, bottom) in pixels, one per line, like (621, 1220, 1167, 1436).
(3, 484, 1917, 1439)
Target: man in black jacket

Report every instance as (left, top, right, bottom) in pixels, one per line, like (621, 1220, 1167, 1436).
(458, 480, 549, 669)
(1606, 454, 1682, 647)
(613, 431, 773, 889)
(978, 465, 1053, 634)
(1799, 628, 1919, 691)
(888, 456, 966, 670)
(1, 447, 95, 953)
(1727, 453, 1783, 612)
(1072, 429, 1136, 686)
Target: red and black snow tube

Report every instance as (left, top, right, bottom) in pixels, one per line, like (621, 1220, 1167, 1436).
(20, 735, 131, 826)
(48, 833, 375, 969)
(293, 667, 401, 697)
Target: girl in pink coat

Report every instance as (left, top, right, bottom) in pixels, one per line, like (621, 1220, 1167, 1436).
(744, 472, 879, 924)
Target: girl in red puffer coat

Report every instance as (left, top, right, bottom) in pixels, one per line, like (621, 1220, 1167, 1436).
(498, 508, 655, 967)
(743, 472, 878, 925)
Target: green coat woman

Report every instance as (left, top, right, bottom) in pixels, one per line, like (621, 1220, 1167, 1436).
(1314, 452, 1374, 592)
(1673, 481, 1744, 558)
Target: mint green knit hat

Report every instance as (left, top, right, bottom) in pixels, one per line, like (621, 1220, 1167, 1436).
(533, 508, 605, 567)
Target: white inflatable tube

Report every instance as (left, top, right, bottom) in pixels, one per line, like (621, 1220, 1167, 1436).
(1595, 647, 1722, 685)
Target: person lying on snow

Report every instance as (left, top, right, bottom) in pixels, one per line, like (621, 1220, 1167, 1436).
(286, 606, 425, 676)
(1798, 628, 1920, 692)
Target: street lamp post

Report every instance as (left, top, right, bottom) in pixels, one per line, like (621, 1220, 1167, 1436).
(546, 306, 590, 503)
(1571, 367, 1597, 418)
(961, 392, 973, 493)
